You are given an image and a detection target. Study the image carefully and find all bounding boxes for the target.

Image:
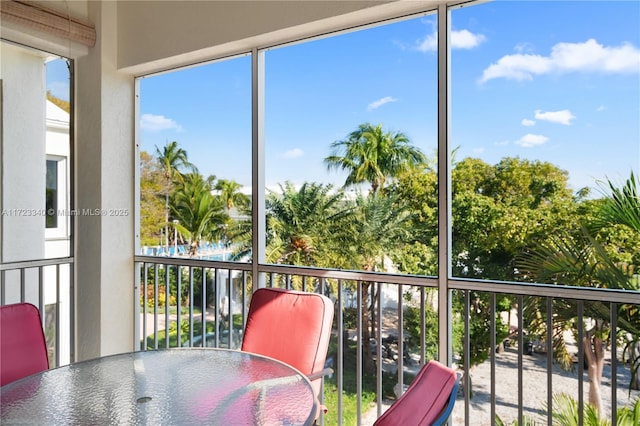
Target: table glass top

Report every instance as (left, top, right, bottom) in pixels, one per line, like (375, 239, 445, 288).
(1, 348, 316, 425)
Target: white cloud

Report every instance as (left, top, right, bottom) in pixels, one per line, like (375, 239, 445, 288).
(452, 30, 487, 49)
(417, 33, 438, 52)
(140, 114, 183, 132)
(521, 119, 536, 127)
(367, 96, 397, 111)
(480, 39, 640, 83)
(597, 105, 607, 111)
(515, 134, 549, 148)
(283, 148, 304, 159)
(417, 29, 486, 52)
(534, 109, 576, 125)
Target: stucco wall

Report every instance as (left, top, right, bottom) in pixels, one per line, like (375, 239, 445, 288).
(0, 43, 47, 263)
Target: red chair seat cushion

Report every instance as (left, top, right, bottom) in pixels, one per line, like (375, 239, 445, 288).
(373, 360, 457, 426)
(1, 303, 49, 386)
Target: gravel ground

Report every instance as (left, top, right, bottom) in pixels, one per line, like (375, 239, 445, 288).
(361, 346, 639, 425)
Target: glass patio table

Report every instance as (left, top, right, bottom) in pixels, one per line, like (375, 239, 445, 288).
(0, 348, 317, 425)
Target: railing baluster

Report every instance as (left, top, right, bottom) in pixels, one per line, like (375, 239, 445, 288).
(164, 264, 170, 349)
(214, 267, 219, 348)
(546, 297, 553, 426)
(490, 293, 496, 423)
(153, 263, 159, 349)
(419, 286, 425, 366)
(176, 265, 182, 347)
(376, 281, 383, 419)
(356, 279, 363, 426)
(1, 270, 5, 304)
(397, 283, 404, 397)
(20, 268, 26, 302)
(337, 278, 344, 426)
(142, 263, 148, 350)
(189, 266, 194, 346)
(464, 289, 470, 426)
(201, 267, 207, 346)
(577, 301, 584, 426)
(518, 295, 524, 425)
(55, 264, 61, 367)
(611, 302, 618, 425)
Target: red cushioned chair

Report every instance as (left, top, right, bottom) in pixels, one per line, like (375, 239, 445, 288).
(241, 288, 334, 419)
(0, 302, 49, 387)
(373, 360, 459, 426)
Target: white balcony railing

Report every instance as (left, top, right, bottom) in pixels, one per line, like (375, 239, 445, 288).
(133, 255, 640, 426)
(2, 256, 637, 425)
(0, 257, 75, 368)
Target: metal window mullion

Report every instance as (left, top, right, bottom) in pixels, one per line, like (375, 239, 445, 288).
(437, 1, 452, 367)
(133, 75, 142, 353)
(251, 48, 266, 294)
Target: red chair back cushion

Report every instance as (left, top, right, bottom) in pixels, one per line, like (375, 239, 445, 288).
(373, 360, 457, 426)
(241, 288, 333, 396)
(0, 303, 49, 386)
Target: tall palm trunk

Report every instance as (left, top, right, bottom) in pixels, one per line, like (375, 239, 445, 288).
(584, 326, 605, 415)
(361, 280, 376, 375)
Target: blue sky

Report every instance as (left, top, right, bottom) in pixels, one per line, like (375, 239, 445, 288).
(48, 1, 640, 195)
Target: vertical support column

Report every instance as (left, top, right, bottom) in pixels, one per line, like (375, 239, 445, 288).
(251, 48, 266, 293)
(437, 3, 452, 366)
(75, 0, 134, 360)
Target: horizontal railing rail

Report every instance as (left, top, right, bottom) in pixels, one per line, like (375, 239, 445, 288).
(133, 256, 639, 425)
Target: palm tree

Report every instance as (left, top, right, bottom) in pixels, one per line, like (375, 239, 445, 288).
(265, 181, 353, 268)
(324, 123, 427, 195)
(341, 192, 413, 374)
(518, 172, 640, 415)
(171, 173, 228, 256)
(155, 141, 196, 251)
(215, 179, 249, 212)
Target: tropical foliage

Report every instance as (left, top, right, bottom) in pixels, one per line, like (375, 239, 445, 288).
(517, 172, 640, 412)
(139, 127, 638, 424)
